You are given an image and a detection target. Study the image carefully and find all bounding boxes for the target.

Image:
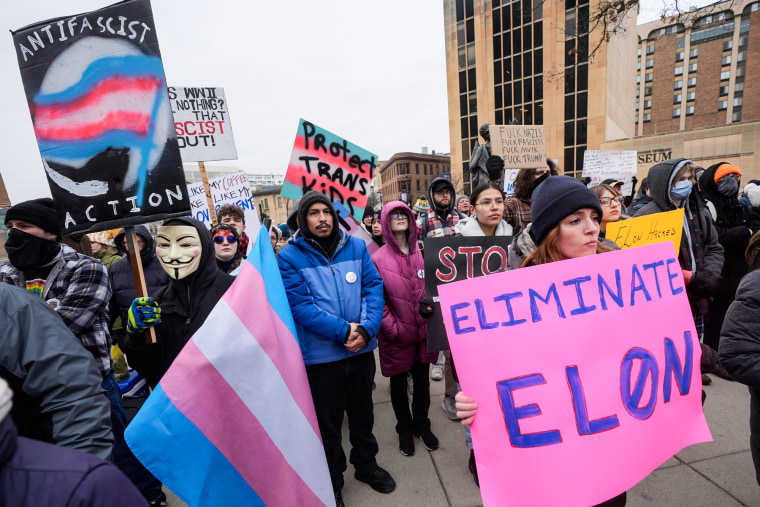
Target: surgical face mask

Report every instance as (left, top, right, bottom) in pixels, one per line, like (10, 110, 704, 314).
(717, 175, 740, 197)
(156, 225, 202, 280)
(670, 180, 693, 202)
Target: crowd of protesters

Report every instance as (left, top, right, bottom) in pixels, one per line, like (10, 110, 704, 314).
(4, 153, 760, 506)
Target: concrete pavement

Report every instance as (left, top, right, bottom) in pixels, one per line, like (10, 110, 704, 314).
(166, 351, 760, 506)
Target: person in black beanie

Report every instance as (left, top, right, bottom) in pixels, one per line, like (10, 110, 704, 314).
(0, 198, 167, 506)
(277, 191, 393, 506)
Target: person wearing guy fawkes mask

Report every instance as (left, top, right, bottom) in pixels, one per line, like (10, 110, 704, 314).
(698, 163, 760, 361)
(122, 217, 234, 388)
(635, 159, 725, 383)
(0, 198, 167, 506)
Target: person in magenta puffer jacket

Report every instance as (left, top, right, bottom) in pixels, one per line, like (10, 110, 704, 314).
(372, 201, 438, 458)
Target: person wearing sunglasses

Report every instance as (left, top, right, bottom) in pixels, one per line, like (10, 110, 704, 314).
(211, 223, 242, 274)
(592, 184, 627, 239)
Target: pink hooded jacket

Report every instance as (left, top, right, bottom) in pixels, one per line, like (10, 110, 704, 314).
(371, 201, 437, 377)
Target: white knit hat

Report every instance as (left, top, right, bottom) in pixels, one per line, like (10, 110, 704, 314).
(0, 377, 12, 423)
(745, 183, 760, 208)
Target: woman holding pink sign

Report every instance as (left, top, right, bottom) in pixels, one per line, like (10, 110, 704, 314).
(455, 176, 626, 506)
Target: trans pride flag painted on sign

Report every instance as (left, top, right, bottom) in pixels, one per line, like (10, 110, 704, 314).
(125, 226, 333, 506)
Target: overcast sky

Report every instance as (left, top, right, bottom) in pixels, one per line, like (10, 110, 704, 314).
(0, 0, 710, 203)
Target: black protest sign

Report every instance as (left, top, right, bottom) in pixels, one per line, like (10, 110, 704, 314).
(12, 0, 190, 235)
(424, 235, 512, 352)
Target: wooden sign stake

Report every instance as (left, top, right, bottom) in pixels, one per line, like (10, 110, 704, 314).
(125, 226, 157, 345)
(198, 161, 217, 225)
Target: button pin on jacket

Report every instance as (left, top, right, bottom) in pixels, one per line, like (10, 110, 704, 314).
(345, 272, 357, 283)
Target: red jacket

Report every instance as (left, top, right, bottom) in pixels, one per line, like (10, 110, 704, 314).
(372, 202, 437, 377)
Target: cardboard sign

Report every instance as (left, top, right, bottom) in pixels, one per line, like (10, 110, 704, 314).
(12, 0, 190, 235)
(606, 209, 684, 255)
(424, 235, 512, 352)
(438, 243, 711, 507)
(169, 86, 237, 162)
(333, 201, 379, 256)
(489, 125, 546, 169)
(282, 119, 377, 221)
(582, 150, 638, 195)
(187, 171, 260, 240)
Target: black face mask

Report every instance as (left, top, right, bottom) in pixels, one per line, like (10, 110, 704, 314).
(717, 176, 739, 198)
(4, 228, 61, 271)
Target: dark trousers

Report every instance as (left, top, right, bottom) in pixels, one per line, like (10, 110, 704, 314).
(389, 360, 431, 435)
(102, 373, 163, 502)
(305, 352, 379, 492)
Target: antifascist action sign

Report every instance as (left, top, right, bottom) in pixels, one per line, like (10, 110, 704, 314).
(282, 119, 376, 221)
(438, 243, 711, 506)
(169, 86, 237, 162)
(423, 235, 512, 352)
(12, 0, 190, 235)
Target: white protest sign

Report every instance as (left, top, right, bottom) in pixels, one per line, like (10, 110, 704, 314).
(503, 169, 520, 196)
(169, 86, 237, 163)
(187, 172, 260, 250)
(582, 151, 638, 195)
(489, 125, 546, 169)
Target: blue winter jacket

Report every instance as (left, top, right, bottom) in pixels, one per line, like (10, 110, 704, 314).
(277, 229, 384, 366)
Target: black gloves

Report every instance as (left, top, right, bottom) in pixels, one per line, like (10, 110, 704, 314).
(486, 155, 505, 182)
(419, 300, 435, 319)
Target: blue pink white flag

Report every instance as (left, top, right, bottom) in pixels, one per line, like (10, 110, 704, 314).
(125, 226, 333, 506)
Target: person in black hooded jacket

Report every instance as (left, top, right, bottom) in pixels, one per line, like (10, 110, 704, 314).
(108, 226, 169, 346)
(635, 159, 724, 377)
(122, 217, 234, 387)
(698, 163, 760, 354)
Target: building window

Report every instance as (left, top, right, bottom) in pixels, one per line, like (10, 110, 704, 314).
(739, 35, 749, 47)
(723, 39, 733, 50)
(635, 101, 639, 111)
(636, 88, 640, 98)
(720, 70, 731, 81)
(722, 55, 731, 66)
(637, 61, 641, 70)
(646, 44, 654, 54)
(645, 72, 653, 82)
(674, 94, 682, 104)
(719, 85, 729, 95)
(686, 91, 696, 101)
(644, 99, 652, 109)
(646, 58, 654, 68)
(688, 77, 697, 87)
(636, 74, 640, 84)
(673, 108, 681, 117)
(686, 105, 695, 115)
(674, 80, 682, 90)
(637, 47, 642, 57)
(736, 82, 744, 92)
(677, 37, 685, 48)
(688, 62, 697, 73)
(676, 51, 684, 61)
(674, 66, 683, 76)
(734, 97, 743, 107)
(738, 51, 747, 62)
(645, 86, 652, 95)
(719, 100, 728, 110)
(690, 47, 699, 58)
(737, 66, 745, 77)
(643, 113, 651, 122)
(733, 111, 742, 122)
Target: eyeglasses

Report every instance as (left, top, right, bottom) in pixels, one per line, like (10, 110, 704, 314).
(213, 235, 237, 244)
(475, 199, 504, 207)
(389, 213, 407, 219)
(600, 196, 625, 207)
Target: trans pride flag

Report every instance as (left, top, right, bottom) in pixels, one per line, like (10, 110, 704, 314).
(125, 226, 333, 506)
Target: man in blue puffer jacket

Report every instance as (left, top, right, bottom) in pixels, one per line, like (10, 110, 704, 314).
(278, 191, 393, 507)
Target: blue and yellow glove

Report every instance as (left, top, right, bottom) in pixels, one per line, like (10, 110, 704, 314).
(127, 297, 161, 334)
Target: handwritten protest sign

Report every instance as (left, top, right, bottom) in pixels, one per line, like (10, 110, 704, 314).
(187, 172, 259, 243)
(282, 119, 376, 221)
(333, 201, 379, 256)
(582, 151, 638, 195)
(12, 0, 190, 235)
(503, 169, 520, 196)
(438, 243, 711, 506)
(169, 86, 237, 162)
(607, 209, 684, 254)
(489, 125, 546, 169)
(424, 236, 512, 351)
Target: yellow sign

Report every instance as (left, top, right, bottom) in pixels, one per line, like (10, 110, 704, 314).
(606, 208, 684, 254)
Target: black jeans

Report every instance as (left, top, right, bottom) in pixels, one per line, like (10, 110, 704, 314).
(306, 351, 379, 492)
(389, 359, 431, 436)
